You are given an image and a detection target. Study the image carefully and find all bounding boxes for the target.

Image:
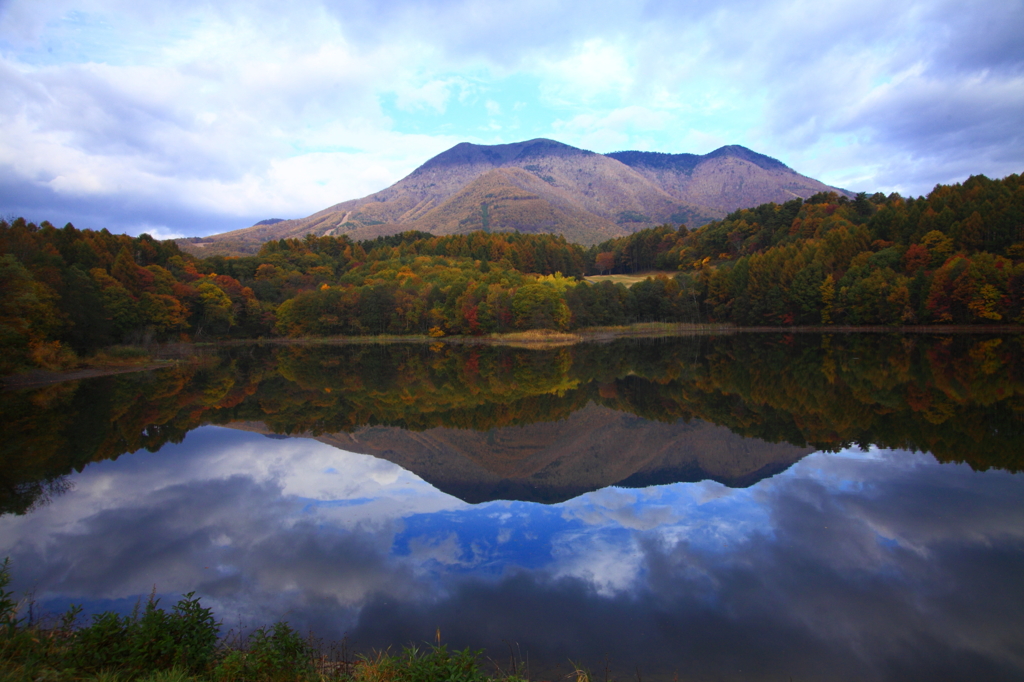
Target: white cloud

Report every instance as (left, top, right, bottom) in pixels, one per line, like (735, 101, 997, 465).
(537, 39, 633, 106)
(0, 0, 1021, 234)
(551, 106, 677, 152)
(0, 9, 464, 229)
(132, 224, 184, 240)
(549, 531, 643, 595)
(407, 532, 467, 567)
(394, 77, 459, 114)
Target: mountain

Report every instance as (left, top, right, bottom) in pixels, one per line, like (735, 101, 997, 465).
(605, 145, 838, 214)
(184, 139, 847, 254)
(228, 403, 815, 504)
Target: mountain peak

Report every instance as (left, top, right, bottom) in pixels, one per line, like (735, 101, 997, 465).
(606, 145, 789, 173)
(416, 138, 592, 174)
(704, 145, 789, 171)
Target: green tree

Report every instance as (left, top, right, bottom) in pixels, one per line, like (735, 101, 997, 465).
(512, 283, 570, 330)
(195, 280, 235, 336)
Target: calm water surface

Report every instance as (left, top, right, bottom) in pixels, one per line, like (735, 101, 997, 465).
(2, 334, 1023, 681)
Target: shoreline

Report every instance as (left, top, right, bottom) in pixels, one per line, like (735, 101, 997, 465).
(5, 323, 1023, 390)
(212, 321, 1024, 345)
(1, 360, 186, 391)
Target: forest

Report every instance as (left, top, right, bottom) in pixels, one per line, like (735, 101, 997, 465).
(1, 172, 1022, 373)
(3, 333, 1022, 516)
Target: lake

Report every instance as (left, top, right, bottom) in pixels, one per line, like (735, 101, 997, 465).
(2, 334, 1023, 681)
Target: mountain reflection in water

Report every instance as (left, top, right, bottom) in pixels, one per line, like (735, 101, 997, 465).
(2, 334, 1023, 681)
(230, 403, 812, 504)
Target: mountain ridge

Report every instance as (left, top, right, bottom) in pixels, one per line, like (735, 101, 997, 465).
(607, 145, 790, 173)
(183, 139, 848, 254)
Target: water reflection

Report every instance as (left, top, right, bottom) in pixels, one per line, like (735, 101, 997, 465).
(4, 334, 1023, 514)
(2, 334, 1024, 680)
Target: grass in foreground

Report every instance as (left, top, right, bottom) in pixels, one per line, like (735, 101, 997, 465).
(0, 560, 540, 682)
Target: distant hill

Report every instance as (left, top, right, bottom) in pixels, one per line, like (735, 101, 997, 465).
(183, 139, 847, 254)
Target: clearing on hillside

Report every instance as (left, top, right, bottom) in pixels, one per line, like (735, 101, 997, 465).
(584, 271, 680, 287)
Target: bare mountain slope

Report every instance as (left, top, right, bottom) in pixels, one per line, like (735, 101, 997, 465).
(397, 167, 628, 245)
(184, 139, 847, 254)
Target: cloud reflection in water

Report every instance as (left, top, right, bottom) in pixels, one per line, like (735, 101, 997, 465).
(1, 428, 1022, 681)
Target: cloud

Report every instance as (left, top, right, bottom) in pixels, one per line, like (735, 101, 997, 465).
(407, 532, 467, 567)
(537, 39, 633, 106)
(132, 224, 184, 240)
(551, 106, 678, 153)
(560, 486, 681, 531)
(0, 0, 1021, 235)
(0, 4, 461, 232)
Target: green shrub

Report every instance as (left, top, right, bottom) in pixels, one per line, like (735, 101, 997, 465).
(247, 622, 312, 681)
(65, 593, 219, 675)
(138, 668, 196, 682)
(358, 645, 487, 682)
(212, 622, 311, 682)
(0, 559, 19, 635)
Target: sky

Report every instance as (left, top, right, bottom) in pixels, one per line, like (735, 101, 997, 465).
(1, 0, 1022, 239)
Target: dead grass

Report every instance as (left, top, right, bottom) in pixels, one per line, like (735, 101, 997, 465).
(81, 345, 153, 368)
(577, 322, 732, 340)
(489, 329, 581, 341)
(584, 271, 681, 287)
(477, 329, 583, 348)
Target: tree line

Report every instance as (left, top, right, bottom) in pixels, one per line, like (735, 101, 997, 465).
(2, 172, 1023, 372)
(590, 173, 1024, 325)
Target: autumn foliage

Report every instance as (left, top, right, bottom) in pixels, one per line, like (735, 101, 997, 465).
(2, 173, 1023, 372)
(586, 174, 1024, 326)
